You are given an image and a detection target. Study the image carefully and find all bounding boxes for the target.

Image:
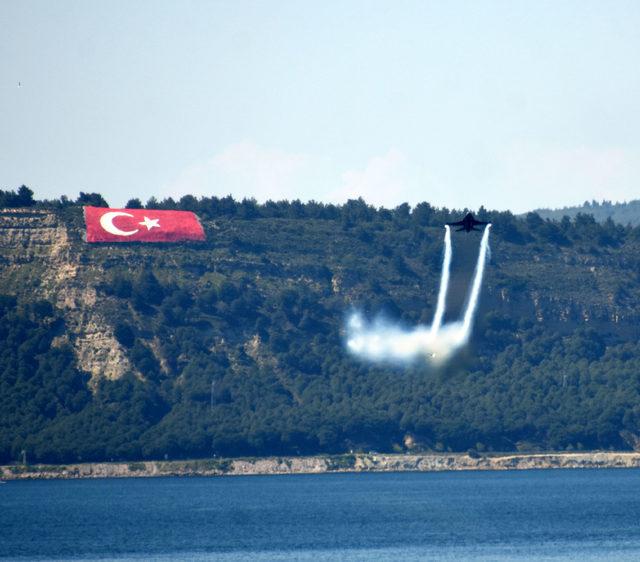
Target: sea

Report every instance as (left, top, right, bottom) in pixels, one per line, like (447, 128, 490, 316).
(2, 468, 640, 561)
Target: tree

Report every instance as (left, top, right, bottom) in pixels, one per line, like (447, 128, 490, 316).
(114, 323, 136, 348)
(0, 185, 35, 207)
(411, 202, 434, 226)
(76, 192, 109, 207)
(125, 198, 144, 209)
(17, 185, 35, 206)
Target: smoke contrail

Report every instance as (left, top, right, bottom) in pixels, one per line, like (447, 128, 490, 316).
(430, 225, 452, 335)
(461, 223, 491, 338)
(346, 224, 491, 365)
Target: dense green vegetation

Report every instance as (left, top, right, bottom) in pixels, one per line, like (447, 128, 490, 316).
(2, 187, 640, 463)
(536, 199, 640, 227)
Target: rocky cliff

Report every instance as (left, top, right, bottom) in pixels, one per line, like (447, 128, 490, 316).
(0, 208, 132, 384)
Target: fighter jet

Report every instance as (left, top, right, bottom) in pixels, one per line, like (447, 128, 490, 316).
(446, 212, 490, 232)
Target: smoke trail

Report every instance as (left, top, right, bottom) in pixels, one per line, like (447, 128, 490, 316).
(461, 223, 492, 338)
(345, 224, 491, 365)
(430, 225, 452, 335)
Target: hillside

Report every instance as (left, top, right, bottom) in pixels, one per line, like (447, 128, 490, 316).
(535, 199, 640, 226)
(3, 189, 640, 464)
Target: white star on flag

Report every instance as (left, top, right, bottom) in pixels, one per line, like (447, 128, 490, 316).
(139, 217, 160, 230)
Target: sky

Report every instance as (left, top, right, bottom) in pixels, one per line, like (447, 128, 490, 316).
(1, 0, 640, 212)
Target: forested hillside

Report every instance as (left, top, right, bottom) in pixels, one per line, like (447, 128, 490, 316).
(2, 186, 640, 464)
(535, 199, 640, 226)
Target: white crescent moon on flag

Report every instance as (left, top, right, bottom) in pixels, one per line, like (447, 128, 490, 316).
(99, 211, 139, 236)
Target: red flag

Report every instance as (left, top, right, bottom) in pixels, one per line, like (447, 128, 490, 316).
(84, 206, 206, 243)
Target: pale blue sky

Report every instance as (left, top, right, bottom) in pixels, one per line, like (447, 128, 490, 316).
(2, 1, 639, 211)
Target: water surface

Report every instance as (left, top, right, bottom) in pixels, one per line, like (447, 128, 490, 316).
(2, 468, 640, 560)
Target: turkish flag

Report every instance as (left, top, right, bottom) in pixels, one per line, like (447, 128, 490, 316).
(84, 206, 206, 243)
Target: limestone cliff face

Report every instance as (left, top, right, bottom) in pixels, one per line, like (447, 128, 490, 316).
(0, 208, 131, 384)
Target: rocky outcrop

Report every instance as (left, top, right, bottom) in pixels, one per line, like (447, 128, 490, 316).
(3, 451, 640, 480)
(0, 208, 131, 385)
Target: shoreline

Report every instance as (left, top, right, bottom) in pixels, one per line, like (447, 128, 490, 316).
(3, 451, 640, 480)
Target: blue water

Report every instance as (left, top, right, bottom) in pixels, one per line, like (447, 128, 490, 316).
(2, 469, 640, 560)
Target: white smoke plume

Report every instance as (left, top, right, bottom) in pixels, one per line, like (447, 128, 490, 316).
(430, 225, 452, 335)
(346, 224, 491, 365)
